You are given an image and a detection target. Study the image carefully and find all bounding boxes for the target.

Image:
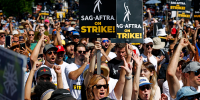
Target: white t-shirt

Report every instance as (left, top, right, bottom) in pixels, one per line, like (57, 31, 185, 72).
(55, 61, 69, 89)
(141, 54, 158, 71)
(101, 52, 117, 61)
(131, 45, 140, 55)
(163, 80, 183, 100)
(65, 63, 89, 99)
(108, 78, 118, 93)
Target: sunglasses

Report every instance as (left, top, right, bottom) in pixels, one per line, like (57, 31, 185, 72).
(102, 40, 109, 43)
(0, 35, 6, 38)
(29, 34, 34, 36)
(194, 70, 200, 76)
(139, 85, 151, 91)
(146, 44, 153, 48)
(13, 41, 19, 43)
(93, 84, 108, 89)
(47, 51, 57, 55)
(78, 51, 86, 54)
(94, 70, 104, 75)
(74, 37, 80, 39)
(39, 77, 51, 81)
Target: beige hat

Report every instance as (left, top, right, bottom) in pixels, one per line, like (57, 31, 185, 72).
(71, 21, 76, 25)
(0, 30, 6, 34)
(152, 37, 165, 49)
(83, 65, 109, 79)
(40, 89, 54, 100)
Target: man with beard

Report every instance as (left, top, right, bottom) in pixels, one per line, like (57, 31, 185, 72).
(101, 38, 116, 62)
(64, 42, 76, 64)
(55, 45, 69, 90)
(107, 43, 126, 79)
(30, 34, 67, 88)
(65, 43, 90, 99)
(141, 38, 157, 71)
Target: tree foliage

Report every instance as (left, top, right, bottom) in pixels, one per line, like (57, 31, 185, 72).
(0, 0, 34, 16)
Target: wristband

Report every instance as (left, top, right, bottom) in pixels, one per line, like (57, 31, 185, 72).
(125, 75, 132, 80)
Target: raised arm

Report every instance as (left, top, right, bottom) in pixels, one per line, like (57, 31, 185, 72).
(132, 54, 143, 100)
(30, 34, 46, 62)
(24, 61, 42, 100)
(166, 38, 189, 99)
(84, 41, 101, 86)
(121, 57, 133, 100)
(56, 28, 63, 46)
(101, 42, 115, 62)
(192, 27, 199, 45)
(53, 65, 63, 89)
(68, 51, 90, 80)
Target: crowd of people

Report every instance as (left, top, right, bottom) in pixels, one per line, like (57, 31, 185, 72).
(1, 1, 200, 100)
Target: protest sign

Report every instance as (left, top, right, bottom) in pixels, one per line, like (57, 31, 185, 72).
(111, 0, 143, 43)
(177, 10, 190, 19)
(170, 0, 186, 11)
(193, 0, 200, 20)
(153, 22, 163, 37)
(40, 5, 50, 16)
(0, 47, 27, 100)
(0, 10, 3, 16)
(79, 0, 116, 38)
(57, 11, 66, 19)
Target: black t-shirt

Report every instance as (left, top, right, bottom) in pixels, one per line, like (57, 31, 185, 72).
(66, 57, 75, 64)
(107, 58, 124, 79)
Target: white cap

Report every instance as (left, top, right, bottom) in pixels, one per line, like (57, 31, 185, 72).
(12, 30, 19, 35)
(67, 27, 75, 31)
(143, 38, 153, 44)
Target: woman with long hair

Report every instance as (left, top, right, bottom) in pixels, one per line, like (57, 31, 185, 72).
(140, 62, 161, 100)
(86, 74, 109, 100)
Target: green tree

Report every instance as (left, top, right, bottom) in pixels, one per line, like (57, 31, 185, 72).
(0, 0, 34, 17)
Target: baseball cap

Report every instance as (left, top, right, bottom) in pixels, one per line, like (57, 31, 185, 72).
(139, 77, 152, 87)
(67, 27, 75, 31)
(72, 31, 79, 36)
(43, 44, 58, 54)
(65, 41, 76, 47)
(65, 19, 69, 22)
(176, 86, 199, 100)
(171, 28, 176, 34)
(48, 89, 75, 100)
(143, 38, 153, 44)
(12, 30, 19, 35)
(183, 61, 200, 73)
(37, 67, 52, 78)
(56, 45, 65, 52)
(71, 21, 76, 25)
(45, 19, 50, 23)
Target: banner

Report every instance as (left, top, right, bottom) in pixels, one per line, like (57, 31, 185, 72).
(170, 0, 186, 11)
(57, 11, 66, 19)
(193, 0, 200, 20)
(79, 0, 116, 38)
(111, 0, 143, 43)
(0, 10, 3, 16)
(153, 22, 162, 37)
(178, 10, 190, 19)
(0, 47, 27, 100)
(40, 5, 50, 15)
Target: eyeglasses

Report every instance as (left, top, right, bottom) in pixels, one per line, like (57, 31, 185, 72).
(39, 77, 51, 81)
(0, 34, 6, 37)
(29, 34, 34, 36)
(47, 51, 57, 55)
(146, 44, 153, 48)
(93, 84, 108, 89)
(13, 41, 19, 43)
(78, 51, 86, 54)
(102, 40, 109, 43)
(139, 85, 151, 91)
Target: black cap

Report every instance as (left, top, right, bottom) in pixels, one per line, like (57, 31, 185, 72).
(37, 67, 52, 78)
(43, 44, 58, 54)
(48, 89, 75, 100)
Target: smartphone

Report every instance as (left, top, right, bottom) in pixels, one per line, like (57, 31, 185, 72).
(20, 30, 24, 33)
(19, 36, 24, 41)
(179, 30, 183, 38)
(20, 43, 25, 50)
(5, 36, 11, 47)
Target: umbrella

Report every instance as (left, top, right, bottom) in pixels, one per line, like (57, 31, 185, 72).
(145, 0, 161, 4)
